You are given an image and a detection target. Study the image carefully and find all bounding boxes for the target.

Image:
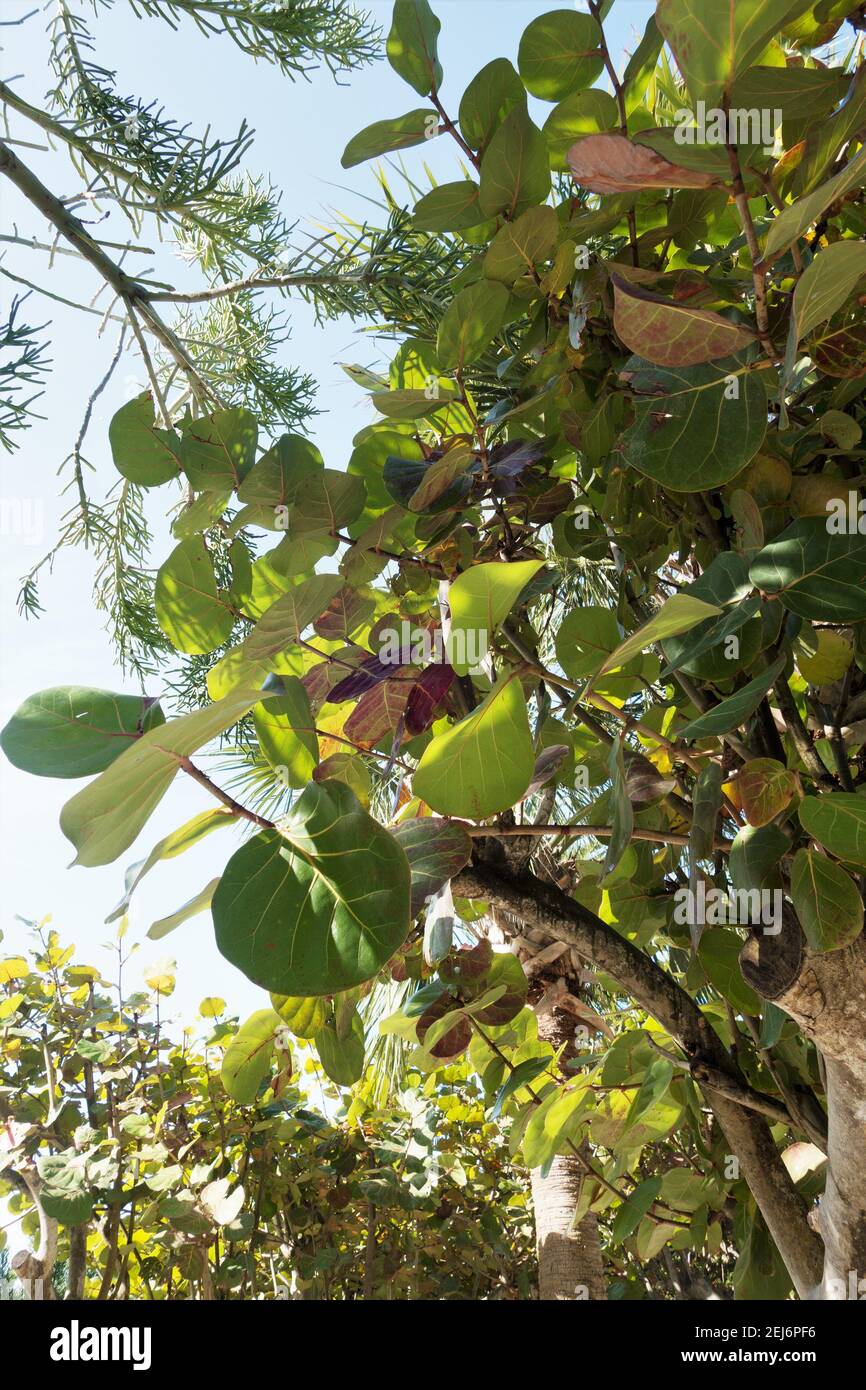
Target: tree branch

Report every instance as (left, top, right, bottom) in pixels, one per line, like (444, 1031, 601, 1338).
(452, 858, 824, 1295)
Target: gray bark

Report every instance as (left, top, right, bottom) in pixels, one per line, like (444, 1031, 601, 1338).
(531, 1009, 606, 1300)
(741, 911, 866, 1298)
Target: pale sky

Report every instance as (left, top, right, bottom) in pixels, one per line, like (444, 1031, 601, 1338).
(0, 0, 654, 1024)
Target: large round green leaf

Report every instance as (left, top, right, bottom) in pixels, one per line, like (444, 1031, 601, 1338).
(729, 823, 788, 893)
(791, 847, 864, 952)
(478, 106, 550, 219)
(799, 792, 866, 870)
(517, 10, 603, 102)
(447, 559, 543, 676)
(698, 929, 761, 1014)
(413, 671, 534, 817)
(287, 468, 366, 538)
(618, 355, 767, 490)
(458, 57, 525, 151)
(348, 427, 425, 522)
(0, 686, 164, 778)
(543, 89, 619, 170)
(270, 992, 328, 1038)
(221, 1010, 282, 1103)
(236, 433, 323, 507)
(556, 605, 630, 682)
(749, 519, 866, 621)
(108, 392, 182, 486)
(436, 281, 510, 371)
(212, 780, 411, 995)
(483, 206, 560, 285)
(657, 0, 807, 108)
(155, 538, 234, 654)
(179, 407, 257, 490)
(36, 1154, 93, 1225)
(314, 1010, 366, 1086)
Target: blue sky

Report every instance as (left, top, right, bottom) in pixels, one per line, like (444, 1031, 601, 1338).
(0, 0, 654, 1023)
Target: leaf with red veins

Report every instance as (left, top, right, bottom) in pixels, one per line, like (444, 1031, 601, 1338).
(612, 275, 756, 368)
(328, 652, 397, 703)
(404, 663, 456, 736)
(344, 667, 417, 749)
(313, 588, 375, 642)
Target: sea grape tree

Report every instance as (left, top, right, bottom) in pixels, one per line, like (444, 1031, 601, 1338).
(4, 0, 866, 1299)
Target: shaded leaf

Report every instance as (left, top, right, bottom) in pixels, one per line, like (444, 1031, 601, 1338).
(791, 848, 864, 952)
(749, 519, 866, 622)
(618, 355, 767, 491)
(799, 792, 866, 871)
(678, 656, 787, 740)
(738, 758, 797, 828)
(212, 780, 411, 995)
(390, 817, 473, 916)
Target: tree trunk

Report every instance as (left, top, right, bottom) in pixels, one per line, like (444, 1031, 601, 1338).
(530, 1009, 607, 1300)
(741, 911, 866, 1298)
(9, 1162, 57, 1299)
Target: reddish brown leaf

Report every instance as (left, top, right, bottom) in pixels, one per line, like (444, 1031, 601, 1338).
(404, 663, 456, 736)
(416, 993, 471, 1060)
(302, 655, 359, 711)
(737, 758, 797, 828)
(440, 939, 494, 987)
(313, 588, 375, 641)
(810, 316, 866, 379)
(611, 275, 755, 367)
(344, 667, 416, 748)
(328, 652, 394, 703)
(568, 133, 720, 193)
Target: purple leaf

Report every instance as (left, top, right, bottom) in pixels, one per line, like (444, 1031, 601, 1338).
(405, 663, 455, 736)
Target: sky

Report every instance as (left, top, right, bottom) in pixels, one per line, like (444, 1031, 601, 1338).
(0, 0, 654, 1024)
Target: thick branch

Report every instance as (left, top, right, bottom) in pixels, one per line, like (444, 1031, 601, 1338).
(452, 859, 824, 1295)
(9, 1165, 58, 1299)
